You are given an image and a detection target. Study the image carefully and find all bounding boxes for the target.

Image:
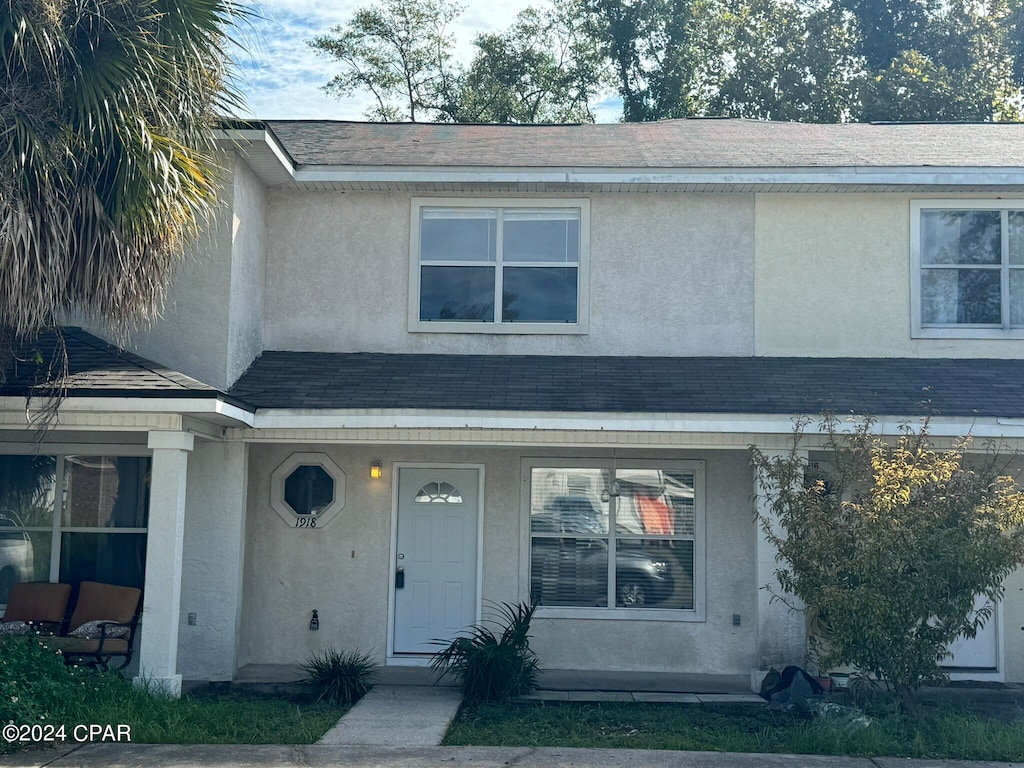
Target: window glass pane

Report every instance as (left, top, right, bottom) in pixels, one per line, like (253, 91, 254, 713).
(530, 537, 609, 607)
(1011, 270, 1024, 326)
(420, 266, 495, 322)
(0, 530, 51, 603)
(284, 465, 334, 516)
(530, 469, 609, 534)
(59, 532, 146, 589)
(503, 210, 580, 263)
(1010, 212, 1024, 265)
(421, 209, 497, 262)
(502, 267, 578, 323)
(0, 455, 56, 528)
(921, 268, 1001, 325)
(921, 210, 1000, 265)
(615, 539, 693, 609)
(63, 457, 150, 528)
(613, 470, 695, 536)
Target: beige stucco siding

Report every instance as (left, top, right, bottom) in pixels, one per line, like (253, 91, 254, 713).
(263, 191, 755, 356)
(237, 444, 756, 675)
(754, 193, 1024, 358)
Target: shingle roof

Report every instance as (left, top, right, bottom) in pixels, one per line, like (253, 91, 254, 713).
(263, 119, 1024, 170)
(228, 352, 1024, 418)
(0, 328, 233, 401)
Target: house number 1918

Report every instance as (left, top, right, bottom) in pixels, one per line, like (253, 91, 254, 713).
(295, 517, 317, 528)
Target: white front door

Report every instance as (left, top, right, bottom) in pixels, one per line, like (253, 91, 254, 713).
(942, 595, 1000, 670)
(393, 467, 479, 654)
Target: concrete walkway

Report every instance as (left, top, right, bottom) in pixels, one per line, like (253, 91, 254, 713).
(316, 686, 463, 747)
(3, 744, 1020, 768)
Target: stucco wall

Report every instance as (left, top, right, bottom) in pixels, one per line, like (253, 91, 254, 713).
(177, 439, 248, 681)
(262, 192, 755, 356)
(225, 157, 267, 387)
(237, 444, 756, 676)
(754, 193, 1024, 358)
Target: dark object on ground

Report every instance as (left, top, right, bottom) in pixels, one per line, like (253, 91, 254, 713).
(759, 665, 825, 712)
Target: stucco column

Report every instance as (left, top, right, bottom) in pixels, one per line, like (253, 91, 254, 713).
(753, 448, 808, 682)
(137, 430, 194, 696)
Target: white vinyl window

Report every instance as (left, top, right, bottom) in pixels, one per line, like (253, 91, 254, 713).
(409, 198, 590, 334)
(912, 200, 1024, 338)
(522, 459, 705, 621)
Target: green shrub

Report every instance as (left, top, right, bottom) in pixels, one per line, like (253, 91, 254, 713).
(0, 635, 73, 724)
(300, 648, 376, 706)
(752, 416, 1024, 705)
(431, 601, 540, 703)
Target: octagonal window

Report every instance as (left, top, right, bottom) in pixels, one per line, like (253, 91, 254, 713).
(270, 453, 346, 528)
(284, 465, 335, 516)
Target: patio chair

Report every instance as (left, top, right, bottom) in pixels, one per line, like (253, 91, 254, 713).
(50, 581, 142, 671)
(0, 582, 72, 635)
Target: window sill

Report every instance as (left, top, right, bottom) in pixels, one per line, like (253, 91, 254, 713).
(913, 326, 1024, 340)
(534, 606, 706, 622)
(409, 321, 588, 335)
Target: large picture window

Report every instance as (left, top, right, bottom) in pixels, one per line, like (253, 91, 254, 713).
(525, 460, 704, 620)
(912, 200, 1024, 338)
(0, 453, 150, 604)
(410, 199, 590, 334)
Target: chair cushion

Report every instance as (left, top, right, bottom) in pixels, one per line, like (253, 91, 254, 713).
(68, 582, 140, 631)
(1, 583, 72, 624)
(0, 621, 29, 636)
(49, 636, 129, 654)
(68, 620, 130, 640)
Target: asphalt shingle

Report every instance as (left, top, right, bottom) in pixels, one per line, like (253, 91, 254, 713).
(263, 119, 1024, 170)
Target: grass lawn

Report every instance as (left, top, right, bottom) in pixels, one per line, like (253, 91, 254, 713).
(444, 701, 1024, 762)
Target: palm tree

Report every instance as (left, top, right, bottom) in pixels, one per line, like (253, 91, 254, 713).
(0, 0, 246, 372)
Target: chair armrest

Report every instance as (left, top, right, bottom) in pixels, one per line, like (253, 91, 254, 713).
(94, 621, 133, 654)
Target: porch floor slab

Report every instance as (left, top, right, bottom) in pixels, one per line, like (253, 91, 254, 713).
(317, 685, 463, 747)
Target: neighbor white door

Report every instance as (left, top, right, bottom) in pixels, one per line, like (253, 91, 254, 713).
(942, 595, 999, 670)
(393, 467, 479, 654)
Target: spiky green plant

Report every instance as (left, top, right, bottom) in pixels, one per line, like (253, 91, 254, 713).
(431, 601, 540, 703)
(300, 648, 377, 707)
(0, 0, 249, 365)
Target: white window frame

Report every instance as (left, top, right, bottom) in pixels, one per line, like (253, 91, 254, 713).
(408, 197, 591, 334)
(269, 452, 347, 528)
(0, 445, 151, 602)
(911, 199, 1024, 339)
(519, 458, 706, 622)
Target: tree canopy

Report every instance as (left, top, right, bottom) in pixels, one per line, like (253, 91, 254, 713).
(310, 0, 1024, 122)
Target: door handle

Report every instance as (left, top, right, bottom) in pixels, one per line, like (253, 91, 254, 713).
(395, 566, 405, 589)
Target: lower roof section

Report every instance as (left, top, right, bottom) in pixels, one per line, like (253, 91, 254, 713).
(4, 330, 1023, 422)
(230, 351, 1024, 419)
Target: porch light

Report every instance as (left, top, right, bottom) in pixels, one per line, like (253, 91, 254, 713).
(370, 460, 383, 480)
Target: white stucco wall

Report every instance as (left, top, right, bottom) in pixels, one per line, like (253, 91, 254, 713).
(177, 439, 248, 681)
(237, 444, 757, 676)
(225, 158, 267, 387)
(262, 192, 755, 356)
(754, 193, 1024, 358)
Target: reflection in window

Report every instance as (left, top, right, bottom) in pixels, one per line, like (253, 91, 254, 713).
(918, 208, 1024, 328)
(0, 454, 149, 602)
(529, 467, 697, 610)
(414, 481, 464, 503)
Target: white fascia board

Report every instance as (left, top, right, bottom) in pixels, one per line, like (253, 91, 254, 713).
(0, 396, 255, 427)
(214, 128, 295, 183)
(292, 165, 1024, 188)
(251, 408, 1021, 438)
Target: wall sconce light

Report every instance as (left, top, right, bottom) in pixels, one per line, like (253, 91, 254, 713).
(370, 460, 383, 480)
(309, 610, 319, 631)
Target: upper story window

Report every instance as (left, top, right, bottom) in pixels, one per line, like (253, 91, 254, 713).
(912, 200, 1024, 338)
(409, 198, 590, 334)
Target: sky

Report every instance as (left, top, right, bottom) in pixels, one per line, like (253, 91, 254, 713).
(230, 0, 620, 122)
